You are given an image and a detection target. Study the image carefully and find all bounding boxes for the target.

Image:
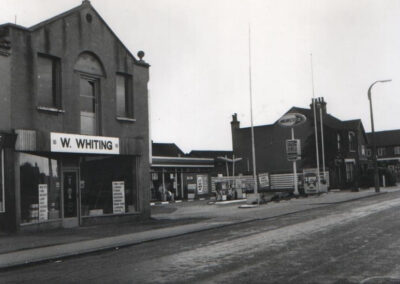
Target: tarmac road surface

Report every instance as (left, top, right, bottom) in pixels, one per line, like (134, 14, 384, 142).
(2, 191, 400, 283)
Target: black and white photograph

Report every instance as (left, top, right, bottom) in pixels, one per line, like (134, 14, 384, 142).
(1, 0, 400, 283)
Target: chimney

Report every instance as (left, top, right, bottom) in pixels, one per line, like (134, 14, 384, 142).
(231, 113, 240, 129)
(231, 113, 240, 152)
(310, 97, 327, 116)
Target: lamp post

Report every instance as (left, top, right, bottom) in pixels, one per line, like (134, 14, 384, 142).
(368, 79, 391, 193)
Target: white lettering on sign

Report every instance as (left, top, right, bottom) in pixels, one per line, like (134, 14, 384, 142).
(51, 133, 119, 154)
(38, 184, 48, 221)
(112, 181, 125, 214)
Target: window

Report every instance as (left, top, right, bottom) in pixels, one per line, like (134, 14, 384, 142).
(366, 149, 372, 157)
(80, 77, 98, 135)
(116, 73, 133, 118)
(361, 145, 366, 156)
(19, 153, 61, 224)
(337, 133, 341, 151)
(37, 54, 61, 108)
(80, 156, 139, 216)
(345, 162, 354, 182)
(348, 131, 356, 152)
(394, 146, 400, 155)
(378, 147, 386, 157)
(0, 150, 4, 213)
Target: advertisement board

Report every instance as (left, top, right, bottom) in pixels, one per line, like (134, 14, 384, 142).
(112, 181, 125, 214)
(196, 175, 209, 194)
(38, 184, 48, 221)
(286, 139, 301, 161)
(258, 172, 270, 188)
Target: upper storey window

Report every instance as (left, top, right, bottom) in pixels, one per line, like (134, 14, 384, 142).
(37, 54, 61, 108)
(348, 131, 356, 152)
(116, 73, 133, 118)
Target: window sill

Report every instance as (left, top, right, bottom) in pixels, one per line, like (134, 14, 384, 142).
(116, 117, 136, 122)
(37, 106, 65, 114)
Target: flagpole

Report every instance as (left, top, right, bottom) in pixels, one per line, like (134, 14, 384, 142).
(310, 54, 321, 192)
(249, 25, 259, 204)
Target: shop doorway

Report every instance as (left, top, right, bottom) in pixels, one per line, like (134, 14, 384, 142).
(63, 170, 79, 227)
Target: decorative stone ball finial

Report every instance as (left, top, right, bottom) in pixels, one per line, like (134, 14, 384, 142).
(137, 50, 145, 61)
(82, 0, 91, 6)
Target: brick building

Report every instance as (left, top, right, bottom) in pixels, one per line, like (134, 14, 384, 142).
(231, 98, 369, 190)
(366, 130, 400, 183)
(0, 1, 151, 232)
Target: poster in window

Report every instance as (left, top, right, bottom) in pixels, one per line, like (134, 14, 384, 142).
(38, 184, 48, 221)
(112, 181, 125, 214)
(196, 175, 208, 194)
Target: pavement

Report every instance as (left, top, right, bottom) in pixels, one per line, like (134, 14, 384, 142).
(0, 186, 399, 270)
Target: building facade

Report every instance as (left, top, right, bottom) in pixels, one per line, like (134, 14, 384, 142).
(366, 130, 400, 183)
(231, 98, 369, 190)
(0, 1, 151, 232)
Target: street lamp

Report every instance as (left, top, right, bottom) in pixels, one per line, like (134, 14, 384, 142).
(368, 79, 391, 193)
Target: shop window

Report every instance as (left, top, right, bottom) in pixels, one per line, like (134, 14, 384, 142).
(345, 162, 354, 182)
(394, 146, 400, 155)
(348, 131, 356, 152)
(366, 148, 372, 157)
(0, 150, 4, 213)
(80, 156, 138, 216)
(378, 147, 386, 157)
(37, 53, 61, 108)
(116, 73, 133, 118)
(19, 153, 61, 224)
(80, 77, 98, 135)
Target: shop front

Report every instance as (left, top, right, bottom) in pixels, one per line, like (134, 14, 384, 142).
(151, 156, 214, 201)
(6, 130, 145, 232)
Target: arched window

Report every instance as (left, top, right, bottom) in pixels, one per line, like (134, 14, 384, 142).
(74, 52, 105, 135)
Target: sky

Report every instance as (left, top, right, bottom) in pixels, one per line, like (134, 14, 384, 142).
(1, 0, 399, 153)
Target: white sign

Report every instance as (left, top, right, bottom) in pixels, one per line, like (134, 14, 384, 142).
(38, 184, 48, 221)
(51, 132, 119, 154)
(278, 113, 307, 127)
(258, 173, 270, 188)
(196, 175, 209, 194)
(112, 181, 125, 214)
(286, 139, 301, 161)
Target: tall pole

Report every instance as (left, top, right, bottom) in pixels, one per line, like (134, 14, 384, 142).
(368, 79, 391, 193)
(310, 54, 321, 192)
(319, 104, 326, 184)
(248, 25, 259, 201)
(291, 128, 299, 195)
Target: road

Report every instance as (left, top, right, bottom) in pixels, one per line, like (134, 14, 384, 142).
(2, 191, 400, 283)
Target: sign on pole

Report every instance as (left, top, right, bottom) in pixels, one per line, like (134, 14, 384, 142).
(286, 139, 301, 161)
(278, 113, 307, 128)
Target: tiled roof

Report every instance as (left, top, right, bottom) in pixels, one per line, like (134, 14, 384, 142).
(152, 143, 185, 157)
(366, 130, 400, 147)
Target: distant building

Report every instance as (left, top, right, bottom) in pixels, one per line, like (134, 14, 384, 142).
(0, 1, 151, 232)
(366, 130, 400, 183)
(231, 98, 369, 190)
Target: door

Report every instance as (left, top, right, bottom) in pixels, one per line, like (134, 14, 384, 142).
(63, 171, 79, 227)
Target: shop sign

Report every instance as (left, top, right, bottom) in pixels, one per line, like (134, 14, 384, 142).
(278, 113, 307, 127)
(112, 181, 125, 214)
(38, 184, 48, 221)
(196, 175, 208, 194)
(286, 139, 301, 161)
(258, 173, 270, 188)
(50, 132, 119, 155)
